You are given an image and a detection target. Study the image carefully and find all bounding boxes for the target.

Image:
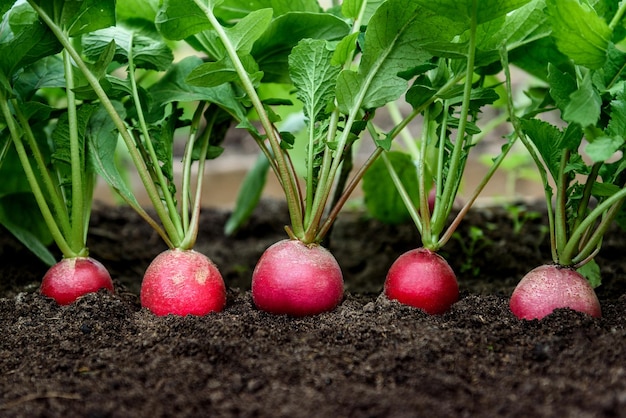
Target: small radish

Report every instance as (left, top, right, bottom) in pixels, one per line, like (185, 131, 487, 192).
(141, 249, 226, 316)
(510, 264, 601, 320)
(40, 257, 114, 305)
(384, 248, 459, 314)
(251, 239, 344, 316)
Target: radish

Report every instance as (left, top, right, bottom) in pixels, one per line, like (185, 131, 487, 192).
(141, 249, 226, 316)
(40, 257, 114, 305)
(384, 248, 459, 315)
(510, 265, 601, 320)
(251, 239, 344, 316)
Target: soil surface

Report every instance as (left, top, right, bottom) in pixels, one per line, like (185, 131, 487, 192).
(1, 200, 626, 417)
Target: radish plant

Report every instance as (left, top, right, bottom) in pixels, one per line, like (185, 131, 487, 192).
(0, 1, 113, 304)
(25, 0, 240, 315)
(362, 0, 542, 313)
(155, 0, 480, 315)
(508, 0, 626, 320)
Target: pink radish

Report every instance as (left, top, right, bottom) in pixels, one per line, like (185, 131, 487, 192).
(384, 248, 459, 314)
(510, 264, 601, 320)
(40, 257, 114, 305)
(141, 249, 226, 316)
(251, 239, 344, 316)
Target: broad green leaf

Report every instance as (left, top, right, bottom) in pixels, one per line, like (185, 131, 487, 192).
(251, 12, 350, 83)
(225, 8, 273, 55)
(607, 89, 626, 138)
(149, 56, 250, 127)
(577, 259, 601, 288)
(0, 194, 56, 266)
(14, 55, 65, 100)
(337, 0, 463, 113)
(289, 39, 341, 122)
(341, 0, 386, 25)
(415, 0, 532, 26)
(547, 63, 577, 113)
(224, 152, 270, 235)
(585, 136, 624, 163)
(86, 103, 141, 209)
(82, 26, 173, 71)
(546, 0, 611, 69)
(156, 0, 213, 40)
(475, 0, 550, 64)
(215, 0, 321, 20)
(520, 118, 571, 181)
(509, 37, 571, 81)
(51, 105, 98, 170)
(562, 73, 602, 127)
(362, 151, 420, 225)
(187, 54, 263, 88)
(33, 0, 116, 36)
(117, 0, 160, 23)
(0, 2, 61, 78)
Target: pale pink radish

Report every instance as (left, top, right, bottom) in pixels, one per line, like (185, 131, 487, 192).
(40, 257, 114, 305)
(141, 249, 226, 316)
(251, 239, 344, 316)
(384, 248, 459, 314)
(510, 264, 601, 320)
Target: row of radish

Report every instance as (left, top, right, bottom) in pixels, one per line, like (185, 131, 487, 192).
(0, 0, 622, 321)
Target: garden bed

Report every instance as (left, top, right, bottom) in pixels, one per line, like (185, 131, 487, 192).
(1, 200, 626, 417)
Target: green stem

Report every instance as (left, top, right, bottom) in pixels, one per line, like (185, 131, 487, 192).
(180, 108, 216, 250)
(554, 150, 570, 259)
(63, 48, 85, 254)
(0, 98, 75, 257)
(431, 10, 478, 236)
(573, 162, 601, 233)
(193, 0, 304, 237)
(12, 101, 72, 239)
(562, 187, 626, 265)
(381, 151, 423, 236)
(609, 0, 626, 30)
(28, 0, 180, 247)
(386, 101, 419, 159)
(181, 102, 207, 233)
(127, 33, 184, 245)
(417, 106, 432, 244)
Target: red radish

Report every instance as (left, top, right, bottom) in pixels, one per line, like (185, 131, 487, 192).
(510, 264, 601, 320)
(384, 248, 459, 314)
(40, 257, 114, 305)
(251, 239, 344, 316)
(141, 249, 226, 316)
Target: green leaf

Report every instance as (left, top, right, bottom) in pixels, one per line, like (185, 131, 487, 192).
(156, 0, 213, 40)
(562, 73, 602, 127)
(341, 0, 386, 25)
(415, 0, 532, 26)
(362, 151, 420, 224)
(337, 0, 463, 114)
(86, 103, 141, 209)
(577, 259, 601, 288)
(225, 8, 273, 55)
(547, 63, 577, 113)
(149, 56, 249, 124)
(0, 193, 56, 266)
(607, 89, 626, 138)
(546, 0, 611, 69)
(33, 0, 116, 36)
(82, 25, 174, 71)
(224, 152, 270, 235)
(585, 136, 624, 163)
(251, 12, 350, 83)
(215, 0, 321, 20)
(521, 118, 579, 181)
(0, 2, 62, 78)
(14, 55, 65, 100)
(289, 39, 341, 122)
(117, 0, 160, 23)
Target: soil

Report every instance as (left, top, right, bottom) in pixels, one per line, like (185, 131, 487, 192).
(1, 199, 626, 418)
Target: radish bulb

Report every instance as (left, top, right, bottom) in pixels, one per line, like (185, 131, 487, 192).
(251, 239, 344, 316)
(40, 257, 114, 305)
(384, 248, 459, 314)
(510, 264, 601, 320)
(141, 249, 226, 316)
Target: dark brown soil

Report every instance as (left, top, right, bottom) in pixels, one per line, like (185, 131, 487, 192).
(1, 200, 626, 417)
